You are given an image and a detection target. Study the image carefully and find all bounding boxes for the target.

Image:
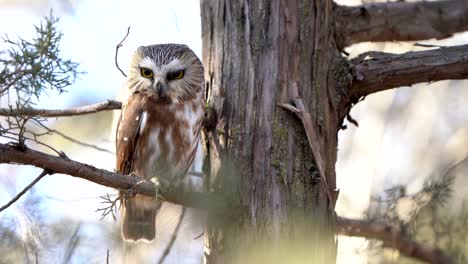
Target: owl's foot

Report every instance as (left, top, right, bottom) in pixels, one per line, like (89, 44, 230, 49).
(150, 178, 165, 201)
(125, 178, 163, 202)
(125, 179, 148, 198)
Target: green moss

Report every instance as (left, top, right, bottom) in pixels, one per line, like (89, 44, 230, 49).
(299, 0, 312, 40)
(271, 111, 289, 183)
(332, 55, 353, 108)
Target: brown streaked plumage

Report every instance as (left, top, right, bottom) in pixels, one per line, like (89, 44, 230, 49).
(116, 44, 204, 242)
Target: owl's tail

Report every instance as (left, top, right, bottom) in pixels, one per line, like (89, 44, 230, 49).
(121, 195, 159, 242)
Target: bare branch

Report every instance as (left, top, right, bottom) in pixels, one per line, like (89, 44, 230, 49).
(0, 143, 223, 211)
(337, 216, 453, 264)
(0, 169, 49, 213)
(335, 0, 468, 48)
(96, 193, 121, 220)
(115, 27, 130, 78)
(157, 207, 186, 264)
(350, 44, 468, 98)
(33, 120, 114, 154)
(62, 223, 81, 264)
(2, 132, 63, 157)
(0, 100, 122, 118)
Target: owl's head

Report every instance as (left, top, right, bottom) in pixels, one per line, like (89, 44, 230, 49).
(128, 44, 204, 103)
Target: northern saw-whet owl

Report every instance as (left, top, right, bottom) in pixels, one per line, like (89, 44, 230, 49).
(116, 44, 204, 241)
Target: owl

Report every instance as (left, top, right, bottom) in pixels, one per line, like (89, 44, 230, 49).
(115, 44, 205, 242)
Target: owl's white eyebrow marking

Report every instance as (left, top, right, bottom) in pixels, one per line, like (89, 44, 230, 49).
(161, 58, 184, 72)
(164, 58, 181, 67)
(139, 57, 157, 70)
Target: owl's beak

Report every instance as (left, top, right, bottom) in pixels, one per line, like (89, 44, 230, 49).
(155, 81, 168, 98)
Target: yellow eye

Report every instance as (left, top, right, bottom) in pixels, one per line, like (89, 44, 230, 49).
(167, 70, 184, 81)
(174, 70, 184, 79)
(140, 68, 154, 78)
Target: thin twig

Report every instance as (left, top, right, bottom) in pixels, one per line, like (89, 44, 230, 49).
(0, 70, 28, 95)
(106, 249, 110, 264)
(33, 120, 114, 154)
(115, 27, 130, 78)
(193, 231, 204, 240)
(337, 216, 454, 264)
(157, 207, 186, 264)
(62, 223, 81, 264)
(96, 193, 121, 220)
(414, 43, 447, 48)
(2, 131, 63, 156)
(0, 100, 122, 117)
(0, 170, 49, 213)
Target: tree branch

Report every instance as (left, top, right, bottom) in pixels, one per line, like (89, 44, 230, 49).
(0, 169, 49, 212)
(115, 26, 130, 78)
(350, 44, 468, 98)
(157, 207, 186, 264)
(0, 143, 223, 211)
(0, 100, 122, 117)
(0, 143, 455, 263)
(337, 216, 453, 264)
(335, 0, 468, 48)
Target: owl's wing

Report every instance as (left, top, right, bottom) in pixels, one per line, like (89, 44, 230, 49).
(116, 92, 145, 175)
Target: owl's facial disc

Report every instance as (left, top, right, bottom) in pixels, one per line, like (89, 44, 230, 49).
(129, 44, 204, 102)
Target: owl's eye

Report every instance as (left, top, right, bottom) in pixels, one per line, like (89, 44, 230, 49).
(167, 70, 184, 81)
(140, 68, 154, 78)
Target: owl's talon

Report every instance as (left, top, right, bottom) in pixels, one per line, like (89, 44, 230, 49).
(126, 179, 147, 197)
(150, 178, 162, 201)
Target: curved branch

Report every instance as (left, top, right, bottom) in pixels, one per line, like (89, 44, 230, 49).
(157, 207, 186, 264)
(0, 143, 223, 211)
(0, 169, 49, 212)
(115, 26, 130, 78)
(350, 44, 468, 98)
(335, 0, 468, 48)
(0, 100, 122, 117)
(337, 216, 453, 264)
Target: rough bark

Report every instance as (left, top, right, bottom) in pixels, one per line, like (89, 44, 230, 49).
(350, 44, 468, 99)
(201, 0, 348, 262)
(335, 0, 468, 48)
(337, 217, 453, 264)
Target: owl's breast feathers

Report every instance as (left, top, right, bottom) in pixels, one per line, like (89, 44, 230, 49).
(116, 91, 204, 184)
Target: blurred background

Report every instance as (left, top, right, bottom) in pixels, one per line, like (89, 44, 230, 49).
(0, 0, 467, 263)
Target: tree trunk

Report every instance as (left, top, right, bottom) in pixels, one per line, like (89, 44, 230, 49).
(201, 0, 349, 263)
